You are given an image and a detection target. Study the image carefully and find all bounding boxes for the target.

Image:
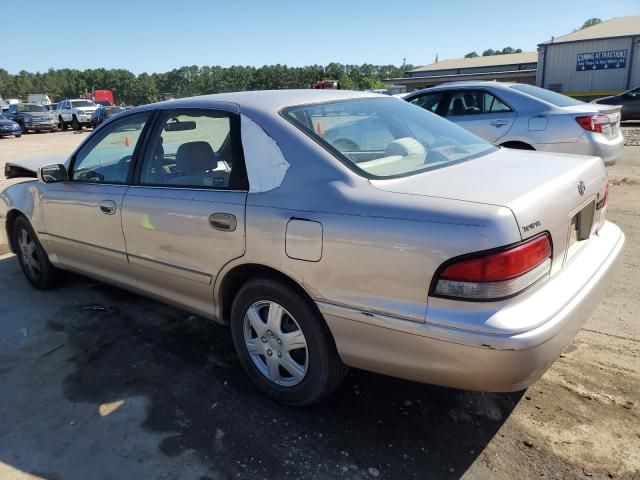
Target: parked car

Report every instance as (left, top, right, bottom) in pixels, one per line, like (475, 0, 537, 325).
(0, 113, 21, 137)
(6, 103, 57, 133)
(1, 90, 624, 405)
(403, 82, 623, 165)
(56, 99, 99, 130)
(593, 85, 640, 121)
(91, 105, 126, 128)
(45, 103, 58, 113)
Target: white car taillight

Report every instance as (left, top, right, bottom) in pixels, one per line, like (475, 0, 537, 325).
(432, 234, 552, 301)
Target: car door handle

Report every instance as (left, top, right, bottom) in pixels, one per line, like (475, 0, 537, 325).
(490, 120, 510, 127)
(99, 200, 117, 215)
(209, 213, 237, 232)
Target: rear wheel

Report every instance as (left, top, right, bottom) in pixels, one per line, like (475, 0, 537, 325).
(12, 216, 61, 290)
(230, 276, 348, 405)
(15, 133, 21, 138)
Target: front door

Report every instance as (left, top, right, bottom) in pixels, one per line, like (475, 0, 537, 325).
(444, 89, 517, 143)
(121, 108, 248, 318)
(40, 112, 151, 286)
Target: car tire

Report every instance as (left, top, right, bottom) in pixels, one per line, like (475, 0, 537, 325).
(230, 276, 348, 406)
(19, 122, 28, 134)
(12, 216, 61, 290)
(15, 134, 21, 138)
(58, 117, 66, 130)
(71, 116, 81, 131)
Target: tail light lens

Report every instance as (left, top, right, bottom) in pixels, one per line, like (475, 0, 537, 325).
(432, 234, 552, 301)
(576, 115, 610, 133)
(597, 182, 610, 211)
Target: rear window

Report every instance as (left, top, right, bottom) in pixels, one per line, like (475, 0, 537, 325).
(510, 84, 584, 107)
(283, 98, 496, 179)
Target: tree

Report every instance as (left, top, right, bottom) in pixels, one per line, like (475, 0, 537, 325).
(580, 18, 602, 29)
(464, 51, 479, 58)
(0, 63, 411, 105)
(481, 47, 523, 56)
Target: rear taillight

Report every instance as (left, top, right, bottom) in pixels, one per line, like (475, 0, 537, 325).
(432, 234, 552, 301)
(576, 115, 610, 133)
(597, 182, 610, 210)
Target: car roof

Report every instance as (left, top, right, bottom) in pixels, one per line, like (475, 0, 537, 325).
(137, 89, 384, 116)
(411, 81, 517, 93)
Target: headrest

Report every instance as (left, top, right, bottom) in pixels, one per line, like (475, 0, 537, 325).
(384, 137, 426, 157)
(175, 141, 216, 173)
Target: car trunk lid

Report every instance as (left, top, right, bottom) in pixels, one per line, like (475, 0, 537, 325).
(561, 103, 622, 140)
(370, 148, 609, 274)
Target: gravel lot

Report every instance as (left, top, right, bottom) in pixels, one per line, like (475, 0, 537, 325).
(0, 128, 638, 480)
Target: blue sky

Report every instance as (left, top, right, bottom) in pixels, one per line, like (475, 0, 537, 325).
(4, 0, 639, 74)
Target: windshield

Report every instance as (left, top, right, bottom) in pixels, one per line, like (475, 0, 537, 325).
(510, 84, 584, 107)
(283, 98, 496, 179)
(22, 104, 47, 112)
(71, 100, 96, 108)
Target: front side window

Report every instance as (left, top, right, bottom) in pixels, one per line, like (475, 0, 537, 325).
(410, 92, 444, 114)
(139, 110, 246, 189)
(284, 98, 496, 179)
(72, 113, 149, 184)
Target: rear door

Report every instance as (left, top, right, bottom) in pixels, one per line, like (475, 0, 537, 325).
(121, 107, 248, 318)
(443, 89, 517, 143)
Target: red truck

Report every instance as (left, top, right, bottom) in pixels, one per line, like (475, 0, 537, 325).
(82, 90, 115, 106)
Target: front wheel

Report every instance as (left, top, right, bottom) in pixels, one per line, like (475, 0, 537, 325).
(19, 122, 28, 134)
(230, 277, 348, 405)
(71, 116, 81, 130)
(15, 133, 21, 138)
(12, 216, 61, 290)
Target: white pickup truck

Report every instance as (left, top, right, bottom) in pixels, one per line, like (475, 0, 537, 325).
(56, 99, 99, 130)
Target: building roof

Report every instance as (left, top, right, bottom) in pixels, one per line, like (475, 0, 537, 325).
(540, 16, 640, 45)
(408, 52, 538, 73)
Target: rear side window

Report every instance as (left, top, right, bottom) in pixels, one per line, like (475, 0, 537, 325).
(510, 84, 584, 107)
(138, 110, 247, 190)
(446, 91, 512, 116)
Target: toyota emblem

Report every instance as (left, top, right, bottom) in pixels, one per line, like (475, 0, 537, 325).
(577, 180, 586, 196)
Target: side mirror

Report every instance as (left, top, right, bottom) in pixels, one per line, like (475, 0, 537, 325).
(38, 164, 68, 183)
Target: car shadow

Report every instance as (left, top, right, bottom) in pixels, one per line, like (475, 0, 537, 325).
(2, 261, 523, 479)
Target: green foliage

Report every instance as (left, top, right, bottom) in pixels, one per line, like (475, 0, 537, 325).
(0, 63, 412, 106)
(481, 47, 523, 57)
(580, 18, 602, 29)
(464, 51, 479, 58)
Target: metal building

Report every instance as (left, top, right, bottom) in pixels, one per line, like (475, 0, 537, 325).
(388, 52, 538, 92)
(537, 16, 640, 100)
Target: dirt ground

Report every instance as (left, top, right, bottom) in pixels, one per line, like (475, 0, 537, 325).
(0, 127, 638, 480)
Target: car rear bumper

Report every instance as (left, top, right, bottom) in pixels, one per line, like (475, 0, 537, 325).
(533, 132, 624, 166)
(319, 221, 624, 392)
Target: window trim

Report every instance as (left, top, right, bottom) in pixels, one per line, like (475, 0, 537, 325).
(132, 107, 249, 191)
(442, 88, 515, 117)
(68, 111, 154, 186)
